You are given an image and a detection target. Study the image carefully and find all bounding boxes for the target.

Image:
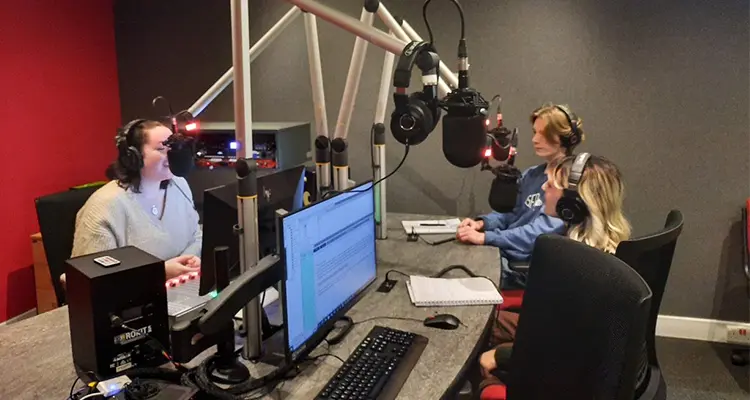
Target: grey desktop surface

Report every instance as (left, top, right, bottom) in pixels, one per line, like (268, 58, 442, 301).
(0, 213, 500, 400)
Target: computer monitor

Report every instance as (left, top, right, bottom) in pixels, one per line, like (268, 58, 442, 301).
(199, 165, 306, 296)
(279, 180, 377, 362)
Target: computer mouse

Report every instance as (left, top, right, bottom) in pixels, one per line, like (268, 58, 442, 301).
(423, 314, 461, 330)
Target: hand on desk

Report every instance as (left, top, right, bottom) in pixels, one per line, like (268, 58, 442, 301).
(459, 218, 484, 231)
(59, 256, 201, 285)
(165, 255, 201, 280)
(456, 226, 485, 245)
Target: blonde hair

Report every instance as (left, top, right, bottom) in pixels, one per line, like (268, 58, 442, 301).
(550, 155, 631, 253)
(530, 103, 586, 154)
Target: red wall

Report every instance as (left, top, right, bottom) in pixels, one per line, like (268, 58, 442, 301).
(0, 0, 121, 322)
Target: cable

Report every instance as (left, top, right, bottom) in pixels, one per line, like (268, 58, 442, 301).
(68, 371, 97, 400)
(322, 144, 410, 200)
(422, 0, 467, 45)
(115, 320, 186, 371)
(422, 1, 435, 45)
(307, 352, 346, 364)
(79, 393, 103, 400)
(353, 316, 425, 326)
(353, 144, 410, 192)
(385, 269, 410, 281)
(69, 376, 81, 399)
(432, 264, 496, 287)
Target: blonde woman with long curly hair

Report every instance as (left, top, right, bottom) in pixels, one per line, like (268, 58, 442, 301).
(544, 153, 631, 252)
(479, 153, 633, 391)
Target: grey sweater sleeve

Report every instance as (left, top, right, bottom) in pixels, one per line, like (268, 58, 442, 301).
(70, 193, 123, 258)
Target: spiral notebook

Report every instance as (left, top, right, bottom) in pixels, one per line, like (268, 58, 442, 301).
(406, 275, 503, 307)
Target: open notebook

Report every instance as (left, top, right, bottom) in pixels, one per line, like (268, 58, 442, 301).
(406, 275, 503, 307)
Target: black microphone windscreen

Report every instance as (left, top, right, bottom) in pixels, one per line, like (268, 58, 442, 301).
(488, 127, 513, 162)
(167, 145, 195, 177)
(442, 114, 486, 168)
(489, 177, 519, 213)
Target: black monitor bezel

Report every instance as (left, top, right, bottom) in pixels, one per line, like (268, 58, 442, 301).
(278, 180, 377, 364)
(198, 165, 306, 296)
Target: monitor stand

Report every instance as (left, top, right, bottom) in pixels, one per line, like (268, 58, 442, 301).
(206, 246, 251, 384)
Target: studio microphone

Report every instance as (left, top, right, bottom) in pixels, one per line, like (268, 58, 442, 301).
(441, 38, 489, 168)
(163, 134, 195, 177)
(482, 123, 521, 213)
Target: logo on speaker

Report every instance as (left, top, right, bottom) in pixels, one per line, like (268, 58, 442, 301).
(114, 325, 153, 345)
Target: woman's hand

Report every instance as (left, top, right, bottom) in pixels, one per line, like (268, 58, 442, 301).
(458, 218, 484, 231)
(480, 349, 498, 377)
(165, 255, 201, 280)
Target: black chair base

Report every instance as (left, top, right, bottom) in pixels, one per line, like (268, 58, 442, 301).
(731, 349, 749, 366)
(638, 366, 667, 400)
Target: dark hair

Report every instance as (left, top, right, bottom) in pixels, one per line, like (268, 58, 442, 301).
(112, 120, 166, 193)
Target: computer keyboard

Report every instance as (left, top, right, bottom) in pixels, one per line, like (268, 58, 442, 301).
(316, 326, 428, 400)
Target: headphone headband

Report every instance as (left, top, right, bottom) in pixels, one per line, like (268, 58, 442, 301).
(116, 118, 148, 174)
(568, 152, 591, 190)
(116, 118, 147, 149)
(554, 105, 580, 148)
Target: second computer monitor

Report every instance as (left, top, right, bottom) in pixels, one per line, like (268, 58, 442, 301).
(279, 180, 377, 362)
(199, 165, 306, 296)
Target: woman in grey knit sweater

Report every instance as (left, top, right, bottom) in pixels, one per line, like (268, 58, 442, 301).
(65, 119, 202, 284)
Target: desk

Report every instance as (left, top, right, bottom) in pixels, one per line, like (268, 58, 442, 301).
(0, 213, 500, 400)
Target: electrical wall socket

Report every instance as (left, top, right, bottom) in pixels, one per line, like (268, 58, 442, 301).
(726, 325, 750, 345)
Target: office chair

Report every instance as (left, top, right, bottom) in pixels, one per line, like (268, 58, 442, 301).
(499, 260, 529, 311)
(34, 184, 104, 306)
(480, 235, 652, 400)
(614, 209, 684, 399)
(731, 201, 750, 366)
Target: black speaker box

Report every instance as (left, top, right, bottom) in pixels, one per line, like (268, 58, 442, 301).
(66, 246, 170, 379)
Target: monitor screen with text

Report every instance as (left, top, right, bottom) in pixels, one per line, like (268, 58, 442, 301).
(281, 181, 376, 357)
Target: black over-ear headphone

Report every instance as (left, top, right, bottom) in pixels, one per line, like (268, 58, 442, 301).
(390, 41, 442, 146)
(554, 105, 581, 149)
(556, 152, 591, 225)
(115, 119, 147, 173)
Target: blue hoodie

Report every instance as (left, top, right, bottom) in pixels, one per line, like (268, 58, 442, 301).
(478, 163, 566, 261)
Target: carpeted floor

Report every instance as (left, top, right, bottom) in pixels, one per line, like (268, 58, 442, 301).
(658, 337, 749, 400)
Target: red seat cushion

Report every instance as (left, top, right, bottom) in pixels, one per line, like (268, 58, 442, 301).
(480, 384, 507, 400)
(500, 289, 525, 310)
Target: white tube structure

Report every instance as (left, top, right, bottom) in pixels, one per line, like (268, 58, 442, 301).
(331, 6, 375, 192)
(230, 0, 262, 361)
(188, 7, 302, 117)
(305, 13, 328, 139)
(372, 35, 395, 240)
(333, 8, 374, 141)
(305, 13, 332, 197)
(286, 0, 408, 56)
(401, 19, 459, 91)
(375, 3, 452, 96)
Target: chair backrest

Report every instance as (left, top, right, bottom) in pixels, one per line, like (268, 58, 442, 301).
(35, 184, 103, 305)
(508, 235, 652, 400)
(615, 209, 684, 367)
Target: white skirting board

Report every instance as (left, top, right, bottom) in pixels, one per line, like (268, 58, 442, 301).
(656, 315, 750, 344)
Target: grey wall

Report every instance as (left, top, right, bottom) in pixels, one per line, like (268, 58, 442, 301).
(113, 0, 750, 320)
